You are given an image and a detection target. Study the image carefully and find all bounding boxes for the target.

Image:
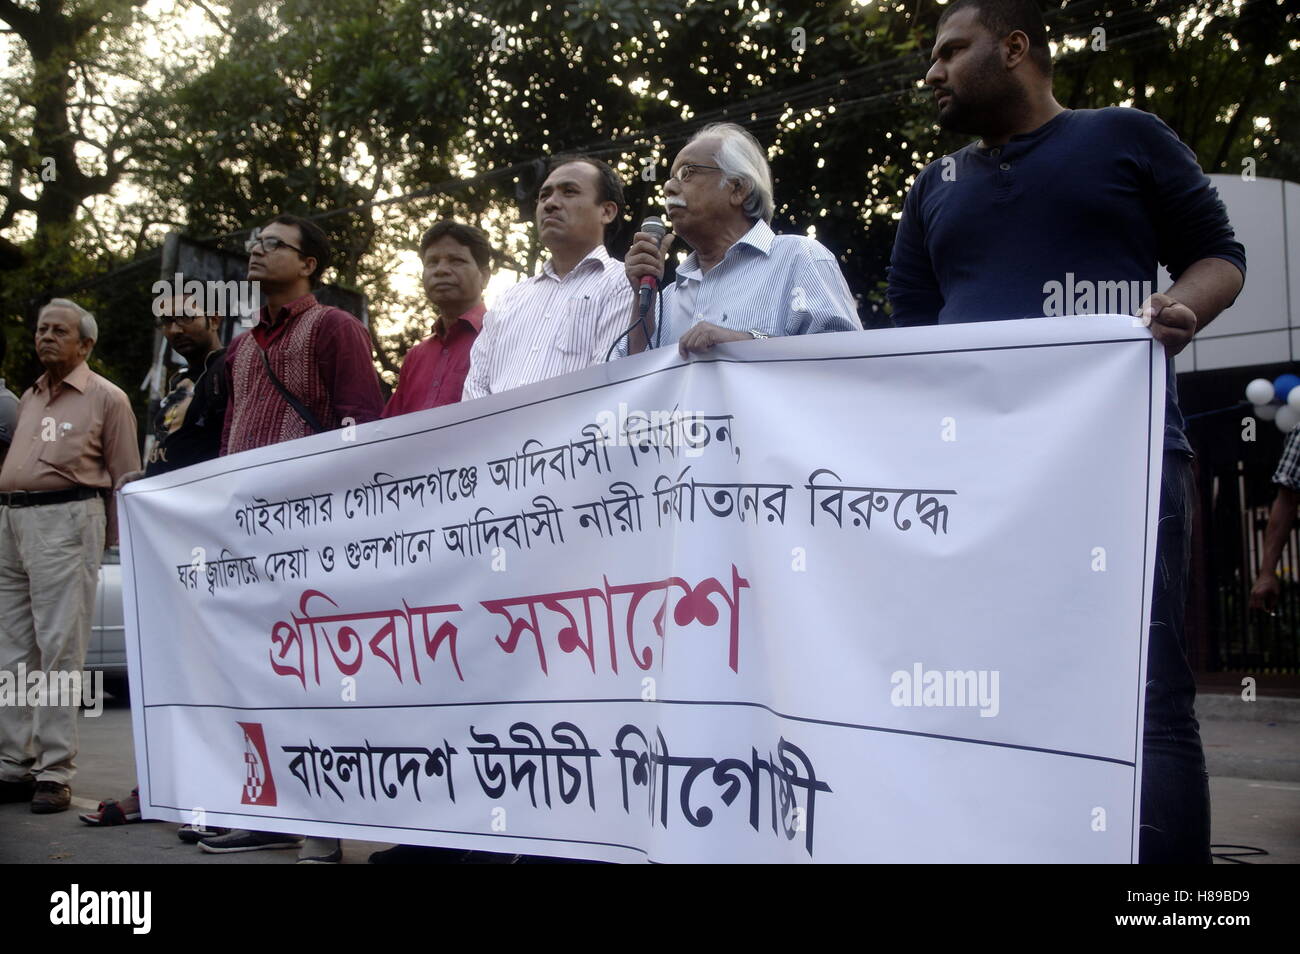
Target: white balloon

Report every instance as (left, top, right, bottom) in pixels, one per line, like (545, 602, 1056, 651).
(1290, 387, 1300, 411)
(1255, 403, 1278, 421)
(1278, 405, 1300, 434)
(1245, 378, 1275, 405)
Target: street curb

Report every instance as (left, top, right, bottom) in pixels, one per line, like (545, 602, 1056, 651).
(1197, 692, 1300, 723)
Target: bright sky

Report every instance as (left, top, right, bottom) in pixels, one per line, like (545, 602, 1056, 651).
(4, 0, 1279, 342)
(393, 217, 530, 319)
(133, 2, 618, 336)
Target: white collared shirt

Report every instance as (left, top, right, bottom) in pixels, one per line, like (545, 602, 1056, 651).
(463, 245, 634, 399)
(615, 219, 860, 356)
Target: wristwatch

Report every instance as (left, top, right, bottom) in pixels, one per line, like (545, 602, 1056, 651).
(748, 329, 769, 340)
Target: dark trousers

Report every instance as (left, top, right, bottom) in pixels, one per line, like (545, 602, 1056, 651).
(1139, 451, 1211, 863)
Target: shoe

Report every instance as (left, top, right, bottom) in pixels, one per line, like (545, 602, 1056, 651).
(178, 824, 229, 844)
(0, 777, 35, 804)
(368, 843, 470, 864)
(199, 829, 301, 853)
(31, 781, 71, 814)
(79, 787, 142, 826)
(462, 850, 522, 864)
(297, 836, 342, 864)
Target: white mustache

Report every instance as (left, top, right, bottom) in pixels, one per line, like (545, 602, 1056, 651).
(665, 198, 687, 209)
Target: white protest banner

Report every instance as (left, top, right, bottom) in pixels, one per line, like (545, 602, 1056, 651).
(119, 316, 1162, 863)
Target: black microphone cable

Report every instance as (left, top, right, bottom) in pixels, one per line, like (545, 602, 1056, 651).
(605, 302, 652, 363)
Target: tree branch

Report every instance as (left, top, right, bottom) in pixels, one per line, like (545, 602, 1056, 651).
(82, 151, 129, 195)
(367, 322, 403, 378)
(0, 188, 37, 230)
(0, 130, 38, 171)
(0, 0, 40, 40)
(0, 232, 26, 270)
(188, 0, 236, 40)
(85, 205, 117, 255)
(1212, 64, 1263, 171)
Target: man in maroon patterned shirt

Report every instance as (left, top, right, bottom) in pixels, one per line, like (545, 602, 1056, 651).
(383, 221, 492, 418)
(205, 213, 382, 863)
(219, 214, 384, 455)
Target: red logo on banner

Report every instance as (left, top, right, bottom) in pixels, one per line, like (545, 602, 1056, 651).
(237, 722, 278, 806)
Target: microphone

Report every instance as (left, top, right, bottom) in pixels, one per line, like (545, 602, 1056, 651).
(606, 216, 669, 362)
(637, 215, 667, 320)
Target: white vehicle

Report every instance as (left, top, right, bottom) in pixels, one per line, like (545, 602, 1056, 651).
(86, 547, 126, 697)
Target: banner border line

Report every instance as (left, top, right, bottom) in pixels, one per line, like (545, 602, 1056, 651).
(138, 696, 1137, 768)
(1130, 336, 1157, 861)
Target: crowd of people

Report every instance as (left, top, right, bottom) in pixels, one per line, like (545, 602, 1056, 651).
(0, 0, 1269, 864)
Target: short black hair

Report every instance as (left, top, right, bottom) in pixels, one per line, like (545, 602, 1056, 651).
(939, 0, 1053, 76)
(261, 213, 331, 284)
(419, 220, 494, 271)
(545, 155, 626, 240)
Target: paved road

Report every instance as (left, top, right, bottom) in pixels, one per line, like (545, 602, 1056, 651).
(0, 693, 1295, 864)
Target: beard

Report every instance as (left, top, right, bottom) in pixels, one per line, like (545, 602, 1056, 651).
(936, 48, 1025, 136)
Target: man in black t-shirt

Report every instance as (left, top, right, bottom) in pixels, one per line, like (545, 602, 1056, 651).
(143, 299, 227, 478)
(78, 294, 228, 832)
(890, 0, 1244, 864)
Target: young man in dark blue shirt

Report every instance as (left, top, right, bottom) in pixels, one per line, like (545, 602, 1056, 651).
(888, 0, 1246, 863)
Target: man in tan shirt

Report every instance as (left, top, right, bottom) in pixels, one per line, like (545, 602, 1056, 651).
(0, 298, 140, 813)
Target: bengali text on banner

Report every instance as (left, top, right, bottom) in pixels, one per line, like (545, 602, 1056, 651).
(119, 315, 1162, 863)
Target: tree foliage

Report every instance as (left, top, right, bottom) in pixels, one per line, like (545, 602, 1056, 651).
(0, 0, 164, 406)
(1, 0, 1296, 396)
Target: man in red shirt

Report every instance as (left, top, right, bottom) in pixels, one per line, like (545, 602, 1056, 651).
(383, 221, 493, 417)
(374, 224, 499, 864)
(204, 213, 382, 863)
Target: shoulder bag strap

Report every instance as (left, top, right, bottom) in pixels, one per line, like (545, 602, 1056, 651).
(257, 345, 324, 434)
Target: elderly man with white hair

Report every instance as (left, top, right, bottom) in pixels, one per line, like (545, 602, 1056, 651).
(0, 298, 140, 814)
(618, 123, 859, 358)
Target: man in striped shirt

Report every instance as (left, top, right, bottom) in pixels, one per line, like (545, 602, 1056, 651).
(1250, 425, 1300, 615)
(462, 157, 633, 400)
(619, 123, 860, 358)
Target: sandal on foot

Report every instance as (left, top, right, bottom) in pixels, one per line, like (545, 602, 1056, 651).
(78, 787, 141, 826)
